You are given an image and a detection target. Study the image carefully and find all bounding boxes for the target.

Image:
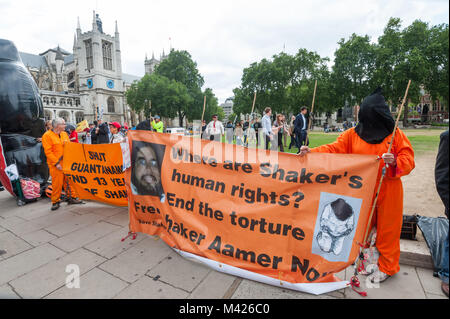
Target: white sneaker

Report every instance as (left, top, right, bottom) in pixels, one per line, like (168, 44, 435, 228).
(368, 269, 391, 283)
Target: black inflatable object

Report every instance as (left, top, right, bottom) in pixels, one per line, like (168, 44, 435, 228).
(0, 39, 45, 137)
(0, 134, 49, 186)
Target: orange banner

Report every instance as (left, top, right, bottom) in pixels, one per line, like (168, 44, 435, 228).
(126, 131, 379, 292)
(63, 142, 127, 206)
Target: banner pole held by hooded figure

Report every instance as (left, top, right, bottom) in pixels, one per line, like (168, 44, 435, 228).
(353, 80, 412, 294)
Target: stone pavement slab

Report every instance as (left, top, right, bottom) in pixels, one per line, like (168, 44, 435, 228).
(188, 270, 237, 299)
(147, 251, 211, 292)
(99, 236, 172, 283)
(44, 213, 104, 237)
(10, 248, 106, 298)
(21, 229, 58, 247)
(114, 275, 188, 299)
(0, 284, 20, 299)
(0, 231, 32, 260)
(50, 221, 121, 252)
(45, 268, 129, 299)
(231, 279, 337, 299)
(345, 264, 427, 299)
(84, 227, 146, 259)
(102, 212, 129, 227)
(426, 292, 448, 299)
(0, 216, 27, 230)
(416, 266, 447, 298)
(0, 243, 66, 286)
(66, 204, 125, 218)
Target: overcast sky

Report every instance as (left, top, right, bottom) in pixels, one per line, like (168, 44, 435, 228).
(1, 0, 448, 103)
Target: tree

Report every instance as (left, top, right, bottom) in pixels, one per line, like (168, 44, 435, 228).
(332, 34, 377, 107)
(155, 50, 206, 124)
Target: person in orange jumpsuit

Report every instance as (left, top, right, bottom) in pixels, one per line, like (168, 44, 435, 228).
(299, 88, 415, 283)
(42, 117, 82, 211)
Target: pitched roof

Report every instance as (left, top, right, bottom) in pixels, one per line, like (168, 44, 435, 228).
(39, 47, 71, 56)
(19, 52, 48, 69)
(64, 54, 74, 64)
(122, 73, 141, 84)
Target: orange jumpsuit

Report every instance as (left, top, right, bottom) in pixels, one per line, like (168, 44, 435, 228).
(310, 127, 415, 275)
(42, 130, 77, 204)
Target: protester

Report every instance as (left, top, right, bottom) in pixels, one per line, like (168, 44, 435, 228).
(41, 118, 82, 211)
(435, 129, 449, 297)
(68, 127, 79, 143)
(225, 121, 234, 144)
(288, 115, 296, 150)
(247, 119, 257, 147)
(235, 122, 244, 146)
(201, 120, 207, 139)
(294, 106, 309, 153)
(274, 114, 285, 152)
(45, 120, 52, 132)
(282, 115, 289, 148)
(253, 117, 262, 148)
(151, 115, 164, 132)
(205, 115, 224, 141)
(90, 121, 98, 144)
(136, 118, 153, 131)
(96, 119, 110, 144)
(261, 107, 280, 150)
(243, 119, 250, 145)
(299, 88, 415, 283)
(109, 122, 126, 143)
(85, 123, 95, 144)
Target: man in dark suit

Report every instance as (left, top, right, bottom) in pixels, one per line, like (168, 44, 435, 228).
(96, 119, 110, 144)
(294, 106, 308, 153)
(435, 130, 449, 297)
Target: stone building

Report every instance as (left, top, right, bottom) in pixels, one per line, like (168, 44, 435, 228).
(19, 11, 143, 125)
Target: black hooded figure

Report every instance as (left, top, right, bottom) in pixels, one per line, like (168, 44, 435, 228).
(355, 87, 395, 144)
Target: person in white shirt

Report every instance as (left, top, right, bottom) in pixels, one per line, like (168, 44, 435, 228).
(206, 115, 224, 141)
(261, 107, 280, 150)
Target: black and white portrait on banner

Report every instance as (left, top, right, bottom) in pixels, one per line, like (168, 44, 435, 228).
(311, 192, 362, 262)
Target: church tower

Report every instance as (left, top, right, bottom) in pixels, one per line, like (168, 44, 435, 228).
(74, 11, 125, 123)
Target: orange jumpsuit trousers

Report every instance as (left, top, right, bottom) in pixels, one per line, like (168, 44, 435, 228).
(42, 130, 77, 204)
(310, 127, 415, 276)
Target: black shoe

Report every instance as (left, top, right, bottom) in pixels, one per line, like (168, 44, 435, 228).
(67, 198, 83, 205)
(51, 202, 60, 211)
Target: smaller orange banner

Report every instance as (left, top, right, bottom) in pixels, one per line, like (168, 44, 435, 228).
(63, 142, 127, 206)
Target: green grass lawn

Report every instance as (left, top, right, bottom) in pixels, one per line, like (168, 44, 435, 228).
(220, 128, 447, 156)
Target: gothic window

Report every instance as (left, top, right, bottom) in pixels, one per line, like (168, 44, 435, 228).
(50, 97, 56, 105)
(43, 96, 49, 105)
(60, 98, 66, 106)
(75, 112, 84, 123)
(44, 110, 52, 121)
(85, 39, 93, 70)
(67, 98, 73, 106)
(107, 96, 115, 113)
(59, 111, 70, 122)
(68, 72, 74, 82)
(102, 41, 113, 70)
(75, 99, 80, 107)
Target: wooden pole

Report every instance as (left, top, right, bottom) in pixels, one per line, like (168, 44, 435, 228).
(355, 80, 412, 274)
(250, 91, 257, 119)
(307, 80, 317, 131)
(201, 95, 206, 123)
(305, 80, 317, 145)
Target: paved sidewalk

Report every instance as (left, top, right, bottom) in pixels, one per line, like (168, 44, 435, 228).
(0, 191, 447, 299)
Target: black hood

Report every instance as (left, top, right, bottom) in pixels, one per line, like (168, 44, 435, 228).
(355, 87, 395, 144)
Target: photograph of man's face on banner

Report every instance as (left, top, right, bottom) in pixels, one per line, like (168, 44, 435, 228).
(130, 141, 166, 202)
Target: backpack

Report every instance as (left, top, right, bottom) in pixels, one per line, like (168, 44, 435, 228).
(20, 178, 41, 200)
